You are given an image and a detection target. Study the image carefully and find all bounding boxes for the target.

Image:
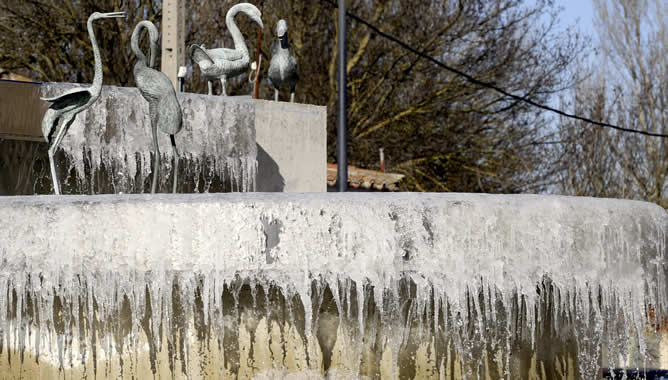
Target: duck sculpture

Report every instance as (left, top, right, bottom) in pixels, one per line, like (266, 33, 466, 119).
(268, 20, 299, 102)
(190, 3, 263, 96)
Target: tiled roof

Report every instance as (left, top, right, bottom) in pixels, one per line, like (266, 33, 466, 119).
(327, 163, 404, 191)
(0, 70, 32, 82)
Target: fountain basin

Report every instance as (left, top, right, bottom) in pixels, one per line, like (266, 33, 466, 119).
(0, 193, 666, 379)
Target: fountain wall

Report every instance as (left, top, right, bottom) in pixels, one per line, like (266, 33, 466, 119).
(0, 193, 665, 379)
(0, 80, 327, 194)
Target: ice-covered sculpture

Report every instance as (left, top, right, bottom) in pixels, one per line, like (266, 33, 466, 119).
(40, 11, 126, 195)
(35, 82, 257, 194)
(268, 19, 299, 102)
(190, 3, 264, 96)
(132, 20, 183, 194)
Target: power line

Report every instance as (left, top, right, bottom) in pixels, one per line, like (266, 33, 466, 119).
(318, 0, 668, 139)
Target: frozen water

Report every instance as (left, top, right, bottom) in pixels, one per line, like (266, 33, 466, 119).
(38, 83, 257, 193)
(0, 193, 665, 378)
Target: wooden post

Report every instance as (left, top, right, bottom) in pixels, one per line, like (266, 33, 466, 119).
(160, 0, 185, 90)
(253, 1, 265, 99)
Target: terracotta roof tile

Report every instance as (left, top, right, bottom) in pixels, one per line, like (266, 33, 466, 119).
(0, 70, 33, 82)
(327, 163, 404, 191)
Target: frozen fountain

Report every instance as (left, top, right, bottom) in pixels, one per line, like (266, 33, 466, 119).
(0, 11, 665, 379)
(0, 191, 666, 379)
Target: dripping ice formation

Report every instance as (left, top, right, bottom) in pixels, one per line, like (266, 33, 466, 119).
(39, 82, 257, 193)
(0, 193, 666, 379)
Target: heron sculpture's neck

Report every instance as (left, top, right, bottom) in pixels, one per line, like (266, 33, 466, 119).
(226, 6, 250, 57)
(131, 21, 160, 69)
(87, 16, 105, 98)
(279, 36, 290, 51)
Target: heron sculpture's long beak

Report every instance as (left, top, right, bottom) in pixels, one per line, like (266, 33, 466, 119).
(251, 10, 264, 30)
(101, 11, 126, 19)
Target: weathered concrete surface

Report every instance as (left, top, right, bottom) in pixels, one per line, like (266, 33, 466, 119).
(254, 99, 327, 192)
(0, 80, 48, 141)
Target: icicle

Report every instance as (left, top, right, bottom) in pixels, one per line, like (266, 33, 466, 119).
(37, 83, 258, 194)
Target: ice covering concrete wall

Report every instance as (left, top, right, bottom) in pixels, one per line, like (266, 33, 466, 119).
(0, 193, 665, 378)
(0, 81, 328, 194)
(39, 82, 257, 193)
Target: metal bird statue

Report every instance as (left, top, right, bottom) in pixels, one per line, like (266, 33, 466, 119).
(190, 3, 264, 96)
(40, 11, 125, 195)
(132, 20, 183, 194)
(268, 20, 298, 102)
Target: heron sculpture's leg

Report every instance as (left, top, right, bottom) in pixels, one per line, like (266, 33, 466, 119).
(47, 147, 61, 195)
(47, 115, 76, 195)
(150, 122, 160, 194)
(170, 135, 179, 194)
(290, 87, 296, 103)
(207, 80, 213, 96)
(274, 88, 279, 102)
(221, 77, 227, 96)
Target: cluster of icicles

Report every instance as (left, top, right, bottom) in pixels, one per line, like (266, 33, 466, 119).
(53, 153, 257, 194)
(0, 193, 665, 379)
(0, 273, 664, 379)
(38, 83, 257, 194)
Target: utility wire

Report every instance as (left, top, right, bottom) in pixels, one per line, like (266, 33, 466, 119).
(319, 0, 668, 138)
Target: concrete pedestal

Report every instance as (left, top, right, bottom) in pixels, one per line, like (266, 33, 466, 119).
(255, 100, 327, 192)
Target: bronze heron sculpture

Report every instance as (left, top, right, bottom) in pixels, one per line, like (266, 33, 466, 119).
(40, 11, 126, 195)
(131, 20, 183, 194)
(190, 3, 263, 96)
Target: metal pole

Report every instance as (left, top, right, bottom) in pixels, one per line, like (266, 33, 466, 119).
(253, 1, 265, 99)
(337, 0, 348, 192)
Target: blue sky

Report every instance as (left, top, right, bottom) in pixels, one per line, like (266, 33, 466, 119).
(540, 1, 598, 111)
(559, 0, 596, 41)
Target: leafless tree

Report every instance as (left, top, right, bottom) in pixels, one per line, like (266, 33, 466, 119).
(254, 0, 586, 193)
(0, 0, 161, 86)
(557, 0, 667, 208)
(1, 0, 587, 193)
(556, 72, 628, 198)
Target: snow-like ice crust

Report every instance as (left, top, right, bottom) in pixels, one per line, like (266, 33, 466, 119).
(39, 83, 257, 193)
(0, 193, 666, 378)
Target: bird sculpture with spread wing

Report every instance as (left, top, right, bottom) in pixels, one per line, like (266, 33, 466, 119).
(190, 3, 263, 96)
(40, 11, 126, 195)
